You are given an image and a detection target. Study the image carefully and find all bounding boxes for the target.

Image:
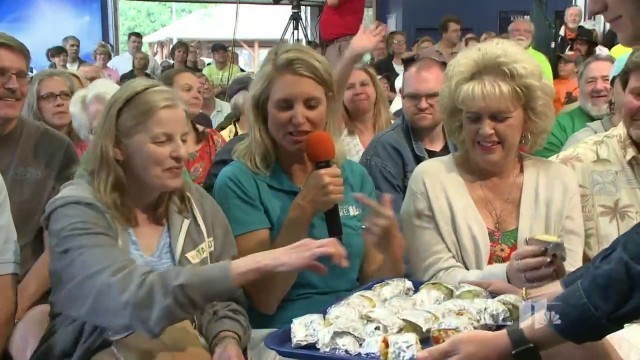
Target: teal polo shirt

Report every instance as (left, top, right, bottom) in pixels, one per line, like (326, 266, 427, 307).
(214, 159, 374, 329)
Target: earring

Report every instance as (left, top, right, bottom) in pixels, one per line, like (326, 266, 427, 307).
(519, 132, 532, 153)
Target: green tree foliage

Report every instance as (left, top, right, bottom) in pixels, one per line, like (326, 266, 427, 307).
(117, 0, 209, 53)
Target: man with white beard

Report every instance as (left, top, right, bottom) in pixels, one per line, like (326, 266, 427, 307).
(535, 54, 614, 158)
(508, 19, 553, 82)
(557, 6, 584, 54)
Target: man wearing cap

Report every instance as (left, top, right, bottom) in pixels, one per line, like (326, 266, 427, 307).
(202, 43, 241, 98)
(360, 57, 455, 216)
(204, 76, 253, 194)
(563, 52, 629, 148)
(214, 75, 252, 135)
(553, 52, 582, 113)
(571, 25, 600, 58)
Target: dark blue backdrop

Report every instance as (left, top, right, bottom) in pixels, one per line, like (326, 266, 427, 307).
(0, 0, 105, 70)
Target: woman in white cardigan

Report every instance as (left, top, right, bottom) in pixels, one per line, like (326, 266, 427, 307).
(401, 39, 585, 289)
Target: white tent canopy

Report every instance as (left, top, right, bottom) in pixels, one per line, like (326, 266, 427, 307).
(143, 4, 300, 42)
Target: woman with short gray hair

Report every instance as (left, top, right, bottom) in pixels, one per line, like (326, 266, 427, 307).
(69, 79, 119, 143)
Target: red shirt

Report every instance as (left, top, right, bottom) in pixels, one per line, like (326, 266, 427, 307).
(185, 129, 226, 185)
(319, 0, 365, 43)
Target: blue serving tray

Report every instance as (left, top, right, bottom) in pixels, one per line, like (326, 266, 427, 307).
(264, 279, 429, 360)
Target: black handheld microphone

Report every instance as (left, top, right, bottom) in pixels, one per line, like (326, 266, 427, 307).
(305, 131, 343, 241)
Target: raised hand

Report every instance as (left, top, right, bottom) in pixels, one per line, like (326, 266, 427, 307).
(349, 22, 387, 56)
(354, 193, 404, 260)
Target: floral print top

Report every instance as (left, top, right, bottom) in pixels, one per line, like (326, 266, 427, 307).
(487, 228, 518, 265)
(185, 128, 226, 186)
(551, 123, 640, 261)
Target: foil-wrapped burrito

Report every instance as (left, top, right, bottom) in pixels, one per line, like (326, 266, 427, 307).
(527, 234, 567, 261)
(363, 322, 388, 338)
(290, 314, 325, 348)
(453, 284, 490, 300)
(317, 326, 361, 355)
(352, 290, 383, 306)
(326, 293, 375, 324)
(362, 307, 405, 334)
(494, 294, 524, 321)
(380, 333, 421, 360)
(397, 309, 440, 339)
(359, 336, 384, 356)
(418, 281, 455, 299)
(430, 317, 476, 345)
(330, 319, 367, 341)
(372, 279, 415, 301)
(413, 288, 447, 309)
(471, 299, 511, 328)
(385, 296, 417, 315)
(326, 303, 359, 324)
(433, 299, 480, 324)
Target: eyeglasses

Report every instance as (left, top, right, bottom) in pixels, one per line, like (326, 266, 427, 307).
(0, 68, 31, 86)
(393, 40, 406, 45)
(402, 92, 439, 105)
(39, 91, 72, 103)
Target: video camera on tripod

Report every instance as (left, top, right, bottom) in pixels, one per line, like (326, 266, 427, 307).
(276, 0, 310, 44)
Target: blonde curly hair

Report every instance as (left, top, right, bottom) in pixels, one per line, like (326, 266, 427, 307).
(440, 39, 555, 152)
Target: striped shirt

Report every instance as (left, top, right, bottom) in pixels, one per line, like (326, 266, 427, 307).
(108, 227, 175, 341)
(127, 227, 175, 271)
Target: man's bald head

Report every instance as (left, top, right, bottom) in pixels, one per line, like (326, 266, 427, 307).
(402, 57, 446, 90)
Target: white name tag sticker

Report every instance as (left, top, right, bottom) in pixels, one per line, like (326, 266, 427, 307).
(185, 238, 215, 264)
(338, 204, 362, 217)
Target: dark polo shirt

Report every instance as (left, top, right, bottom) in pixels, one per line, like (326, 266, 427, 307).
(0, 118, 78, 280)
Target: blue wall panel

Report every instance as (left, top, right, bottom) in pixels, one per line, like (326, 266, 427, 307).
(377, 0, 573, 45)
(0, 0, 106, 70)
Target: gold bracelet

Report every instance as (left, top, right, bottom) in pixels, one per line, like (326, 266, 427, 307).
(521, 287, 528, 301)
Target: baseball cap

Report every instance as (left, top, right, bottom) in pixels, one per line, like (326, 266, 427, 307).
(557, 52, 584, 66)
(610, 51, 631, 84)
(226, 75, 253, 100)
(574, 26, 598, 45)
(210, 43, 228, 53)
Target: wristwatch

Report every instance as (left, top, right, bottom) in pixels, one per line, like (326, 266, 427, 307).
(506, 324, 541, 360)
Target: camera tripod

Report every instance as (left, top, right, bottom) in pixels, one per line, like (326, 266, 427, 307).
(280, 1, 311, 44)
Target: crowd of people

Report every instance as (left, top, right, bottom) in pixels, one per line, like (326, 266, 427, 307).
(0, 0, 639, 359)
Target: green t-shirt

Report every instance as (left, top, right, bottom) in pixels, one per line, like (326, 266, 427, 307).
(527, 47, 554, 83)
(534, 106, 596, 158)
(202, 63, 242, 89)
(213, 159, 374, 329)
